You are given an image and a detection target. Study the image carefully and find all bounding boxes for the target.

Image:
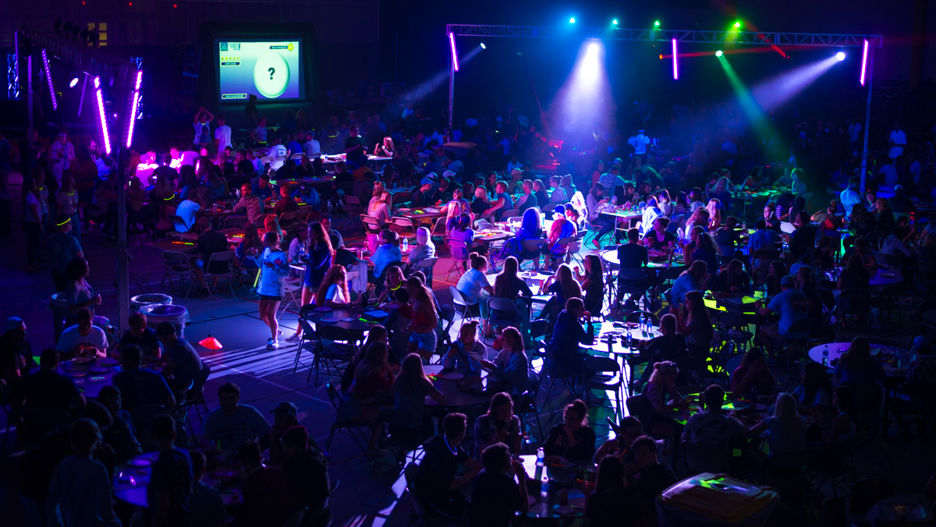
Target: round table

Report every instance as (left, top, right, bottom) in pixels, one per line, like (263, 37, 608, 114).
(807, 342, 906, 374)
(869, 268, 903, 287)
(475, 229, 513, 242)
(62, 357, 121, 399)
(581, 320, 658, 355)
(600, 250, 686, 271)
(115, 452, 242, 508)
(304, 306, 387, 333)
(423, 364, 491, 408)
(518, 454, 588, 520)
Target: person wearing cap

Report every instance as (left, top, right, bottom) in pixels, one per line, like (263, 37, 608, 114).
(203, 382, 270, 451)
(156, 322, 207, 401)
(1, 316, 33, 380)
(48, 214, 84, 292)
(262, 402, 300, 466)
(756, 274, 809, 347)
(412, 174, 439, 208)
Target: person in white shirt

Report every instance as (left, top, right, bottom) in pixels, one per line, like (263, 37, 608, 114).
(263, 137, 288, 171)
(49, 132, 76, 185)
(56, 309, 108, 358)
(888, 122, 907, 160)
(839, 179, 862, 217)
(214, 115, 232, 152)
(302, 131, 321, 157)
(628, 129, 651, 157)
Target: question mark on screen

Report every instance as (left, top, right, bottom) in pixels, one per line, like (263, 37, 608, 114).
(268, 67, 275, 80)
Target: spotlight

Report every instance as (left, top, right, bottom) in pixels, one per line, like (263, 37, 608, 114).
(612, 19, 618, 26)
(733, 21, 742, 29)
(569, 17, 576, 24)
(587, 41, 600, 54)
(480, 42, 486, 50)
(69, 77, 79, 88)
(654, 20, 661, 28)
(715, 50, 724, 57)
(835, 51, 846, 62)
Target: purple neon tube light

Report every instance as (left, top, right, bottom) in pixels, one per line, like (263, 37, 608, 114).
(126, 69, 143, 148)
(672, 38, 678, 80)
(860, 39, 869, 86)
(449, 33, 459, 72)
(41, 49, 57, 110)
(93, 77, 112, 155)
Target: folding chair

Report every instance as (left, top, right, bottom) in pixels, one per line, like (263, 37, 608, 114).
(161, 251, 196, 297)
(223, 215, 248, 230)
(204, 251, 237, 298)
(446, 239, 470, 280)
(309, 325, 356, 385)
(413, 257, 438, 287)
(360, 214, 382, 235)
(583, 356, 625, 419)
(487, 296, 519, 333)
(449, 286, 480, 330)
(324, 383, 371, 456)
(389, 216, 417, 240)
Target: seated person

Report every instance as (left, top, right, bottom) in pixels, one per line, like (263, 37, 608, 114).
(56, 308, 108, 359)
(406, 227, 436, 271)
(546, 297, 594, 374)
(156, 322, 207, 400)
(468, 442, 530, 527)
(668, 261, 707, 306)
(119, 312, 161, 360)
(546, 205, 577, 262)
(442, 321, 484, 378)
(480, 326, 530, 395)
(730, 349, 775, 399)
(370, 229, 403, 282)
(756, 275, 810, 345)
(681, 384, 745, 474)
(474, 393, 523, 455)
(413, 413, 482, 517)
(594, 416, 644, 462)
(585, 456, 640, 527)
(20, 347, 85, 419)
(281, 426, 331, 523)
(188, 449, 228, 527)
(617, 228, 650, 305)
(272, 184, 299, 216)
(746, 392, 807, 459)
(542, 399, 596, 462)
(456, 253, 494, 306)
(643, 217, 676, 259)
(711, 259, 751, 296)
(112, 345, 176, 411)
(202, 382, 270, 451)
(637, 314, 688, 385)
(148, 414, 194, 527)
(629, 435, 677, 519)
(46, 419, 120, 527)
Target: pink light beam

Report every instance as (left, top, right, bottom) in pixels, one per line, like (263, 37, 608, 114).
(93, 77, 111, 155)
(449, 32, 459, 72)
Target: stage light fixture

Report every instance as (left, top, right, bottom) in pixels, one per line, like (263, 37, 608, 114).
(733, 21, 742, 29)
(569, 17, 576, 24)
(480, 42, 486, 50)
(715, 50, 724, 57)
(126, 69, 142, 149)
(860, 39, 869, 86)
(835, 51, 846, 62)
(93, 76, 111, 155)
(612, 19, 619, 26)
(654, 20, 661, 28)
(69, 77, 79, 88)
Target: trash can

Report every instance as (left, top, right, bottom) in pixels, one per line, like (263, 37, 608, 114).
(131, 293, 173, 312)
(140, 303, 189, 338)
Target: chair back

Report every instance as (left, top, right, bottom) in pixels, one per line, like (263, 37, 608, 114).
(318, 324, 354, 343)
(448, 239, 470, 262)
(530, 319, 552, 340)
(205, 250, 235, 275)
(449, 286, 471, 308)
(487, 297, 519, 324)
(360, 214, 381, 234)
(414, 257, 438, 286)
(523, 238, 545, 252)
(278, 210, 303, 228)
(585, 356, 621, 375)
(163, 251, 192, 270)
(390, 216, 416, 236)
(431, 216, 447, 237)
(223, 215, 248, 230)
(325, 383, 342, 411)
(344, 196, 364, 215)
(499, 208, 520, 221)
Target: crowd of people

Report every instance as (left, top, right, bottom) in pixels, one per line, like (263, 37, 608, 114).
(3, 77, 936, 526)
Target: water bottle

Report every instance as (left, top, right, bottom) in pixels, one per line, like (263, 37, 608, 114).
(402, 237, 409, 252)
(536, 446, 545, 467)
(626, 328, 633, 349)
(639, 314, 646, 333)
(540, 471, 550, 501)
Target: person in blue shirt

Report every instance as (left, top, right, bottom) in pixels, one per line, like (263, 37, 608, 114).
(46, 418, 120, 527)
(483, 181, 513, 219)
(669, 261, 708, 305)
(371, 229, 403, 284)
(252, 175, 274, 202)
(481, 326, 530, 395)
(443, 321, 485, 378)
(156, 322, 207, 401)
(547, 297, 594, 375)
(257, 231, 290, 350)
(757, 275, 809, 347)
(747, 219, 781, 270)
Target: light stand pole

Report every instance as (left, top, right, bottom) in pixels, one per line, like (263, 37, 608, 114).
(859, 46, 875, 196)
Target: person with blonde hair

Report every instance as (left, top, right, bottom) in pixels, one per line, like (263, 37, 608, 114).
(316, 264, 351, 307)
(367, 181, 391, 226)
(746, 392, 806, 458)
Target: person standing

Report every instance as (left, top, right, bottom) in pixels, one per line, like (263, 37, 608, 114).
(193, 107, 215, 150)
(23, 176, 44, 272)
(213, 115, 232, 152)
(49, 132, 75, 185)
(258, 231, 289, 350)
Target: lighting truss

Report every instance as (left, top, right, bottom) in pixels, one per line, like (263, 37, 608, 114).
(444, 24, 882, 48)
(19, 27, 136, 83)
(6, 52, 19, 100)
